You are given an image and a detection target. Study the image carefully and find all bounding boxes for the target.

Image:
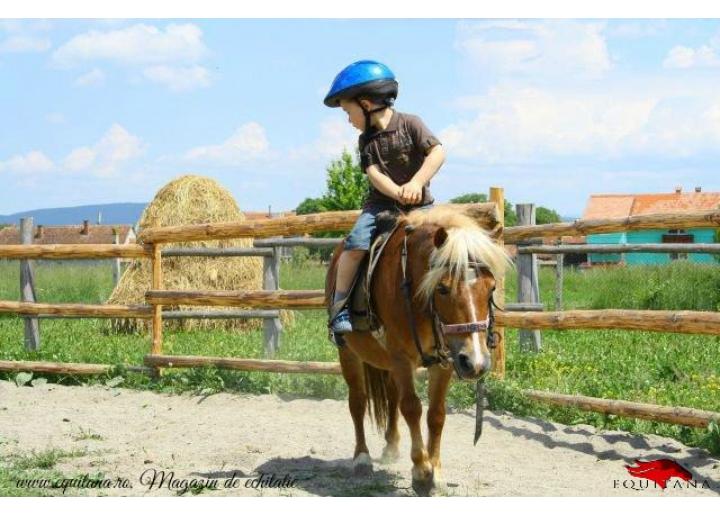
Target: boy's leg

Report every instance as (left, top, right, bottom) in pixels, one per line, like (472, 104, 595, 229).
(331, 207, 378, 333)
(335, 249, 367, 295)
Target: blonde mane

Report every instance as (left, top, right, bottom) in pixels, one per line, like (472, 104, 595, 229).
(402, 205, 514, 305)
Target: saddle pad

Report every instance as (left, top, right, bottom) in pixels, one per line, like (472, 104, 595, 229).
(350, 220, 401, 331)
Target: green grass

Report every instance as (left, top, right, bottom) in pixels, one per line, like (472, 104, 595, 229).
(1, 258, 719, 455)
(0, 448, 92, 496)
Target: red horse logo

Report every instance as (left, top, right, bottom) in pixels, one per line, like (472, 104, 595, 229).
(625, 459, 693, 489)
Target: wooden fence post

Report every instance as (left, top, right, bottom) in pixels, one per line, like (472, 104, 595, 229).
(150, 243, 163, 378)
(20, 218, 40, 351)
(516, 204, 542, 352)
(555, 240, 564, 311)
(489, 187, 506, 378)
(262, 246, 282, 356)
(112, 229, 121, 287)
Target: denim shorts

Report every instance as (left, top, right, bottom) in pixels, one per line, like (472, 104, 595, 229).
(344, 203, 433, 251)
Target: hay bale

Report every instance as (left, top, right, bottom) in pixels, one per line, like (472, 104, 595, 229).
(107, 175, 294, 333)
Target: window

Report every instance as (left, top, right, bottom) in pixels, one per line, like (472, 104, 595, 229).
(663, 229, 692, 260)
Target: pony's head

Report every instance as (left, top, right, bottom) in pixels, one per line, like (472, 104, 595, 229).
(402, 206, 513, 380)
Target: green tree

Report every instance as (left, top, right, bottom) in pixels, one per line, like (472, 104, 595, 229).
(321, 149, 368, 211)
(294, 149, 367, 215)
(449, 193, 487, 204)
(536, 206, 562, 225)
(294, 149, 367, 259)
(295, 197, 328, 215)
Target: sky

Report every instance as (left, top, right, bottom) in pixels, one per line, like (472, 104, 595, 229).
(1, 18, 720, 217)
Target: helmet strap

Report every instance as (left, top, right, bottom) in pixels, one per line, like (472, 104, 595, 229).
(357, 99, 390, 137)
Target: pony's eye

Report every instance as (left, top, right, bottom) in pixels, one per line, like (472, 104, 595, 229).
(437, 284, 450, 295)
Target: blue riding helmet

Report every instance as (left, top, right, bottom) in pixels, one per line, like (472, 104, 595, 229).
(324, 60, 399, 108)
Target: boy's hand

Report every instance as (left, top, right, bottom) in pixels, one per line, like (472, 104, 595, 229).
(399, 180, 423, 205)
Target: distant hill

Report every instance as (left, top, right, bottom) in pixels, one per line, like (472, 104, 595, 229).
(0, 203, 147, 226)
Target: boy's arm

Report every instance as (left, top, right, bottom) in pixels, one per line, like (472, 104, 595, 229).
(366, 165, 401, 201)
(399, 144, 446, 205)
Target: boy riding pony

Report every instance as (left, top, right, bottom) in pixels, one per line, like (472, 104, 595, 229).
(324, 60, 446, 334)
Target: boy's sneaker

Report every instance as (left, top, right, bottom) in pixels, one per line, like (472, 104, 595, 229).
(331, 307, 353, 334)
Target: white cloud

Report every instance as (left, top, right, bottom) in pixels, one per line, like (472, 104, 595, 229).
(74, 68, 106, 87)
(0, 151, 55, 174)
(0, 20, 52, 53)
(51, 23, 213, 91)
(62, 124, 145, 177)
(52, 23, 208, 67)
(64, 147, 96, 171)
(184, 122, 270, 165)
(289, 117, 358, 161)
(606, 20, 668, 39)
(0, 35, 51, 53)
(441, 83, 720, 163)
(663, 44, 720, 69)
(455, 20, 612, 78)
(142, 65, 211, 92)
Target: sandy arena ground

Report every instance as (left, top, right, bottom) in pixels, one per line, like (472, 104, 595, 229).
(0, 379, 718, 496)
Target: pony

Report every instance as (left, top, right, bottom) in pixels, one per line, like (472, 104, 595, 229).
(325, 205, 512, 495)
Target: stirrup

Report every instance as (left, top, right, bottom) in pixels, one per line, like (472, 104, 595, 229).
(331, 308, 353, 334)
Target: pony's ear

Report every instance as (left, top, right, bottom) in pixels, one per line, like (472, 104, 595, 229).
(433, 227, 448, 248)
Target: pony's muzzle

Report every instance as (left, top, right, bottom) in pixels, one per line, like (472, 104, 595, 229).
(449, 339, 492, 380)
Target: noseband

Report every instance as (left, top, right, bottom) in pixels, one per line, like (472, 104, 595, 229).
(400, 227, 501, 368)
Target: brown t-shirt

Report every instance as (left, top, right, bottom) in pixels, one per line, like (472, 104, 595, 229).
(358, 110, 441, 208)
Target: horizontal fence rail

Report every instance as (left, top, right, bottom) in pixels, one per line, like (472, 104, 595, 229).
(28, 309, 284, 320)
(0, 359, 152, 375)
(141, 291, 720, 336)
(0, 244, 150, 260)
(144, 290, 544, 313)
(161, 309, 281, 320)
(161, 247, 274, 258)
(144, 355, 342, 374)
(496, 309, 720, 335)
(146, 290, 326, 309)
(140, 211, 359, 244)
(504, 209, 720, 243)
(518, 243, 720, 254)
(0, 241, 326, 260)
(138, 203, 501, 244)
(524, 389, 720, 428)
(254, 237, 343, 248)
(0, 300, 152, 318)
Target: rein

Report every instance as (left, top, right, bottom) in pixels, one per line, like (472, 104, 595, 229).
(399, 226, 501, 369)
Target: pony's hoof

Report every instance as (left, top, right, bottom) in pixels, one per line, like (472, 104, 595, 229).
(412, 477, 434, 496)
(431, 468, 448, 495)
(352, 453, 373, 477)
(379, 445, 400, 464)
(411, 464, 435, 496)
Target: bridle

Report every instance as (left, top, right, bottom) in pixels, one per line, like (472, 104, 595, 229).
(400, 226, 502, 369)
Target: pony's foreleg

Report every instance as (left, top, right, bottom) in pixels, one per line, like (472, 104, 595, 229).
(426, 365, 453, 486)
(391, 358, 434, 494)
(380, 377, 400, 463)
(338, 346, 372, 476)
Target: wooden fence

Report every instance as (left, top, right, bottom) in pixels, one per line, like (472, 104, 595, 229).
(513, 203, 720, 322)
(1, 189, 720, 429)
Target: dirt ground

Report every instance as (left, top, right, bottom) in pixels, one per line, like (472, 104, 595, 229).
(0, 379, 718, 497)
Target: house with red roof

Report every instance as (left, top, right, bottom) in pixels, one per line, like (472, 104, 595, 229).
(0, 221, 136, 246)
(583, 187, 720, 265)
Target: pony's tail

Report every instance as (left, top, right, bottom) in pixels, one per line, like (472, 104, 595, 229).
(363, 363, 390, 433)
